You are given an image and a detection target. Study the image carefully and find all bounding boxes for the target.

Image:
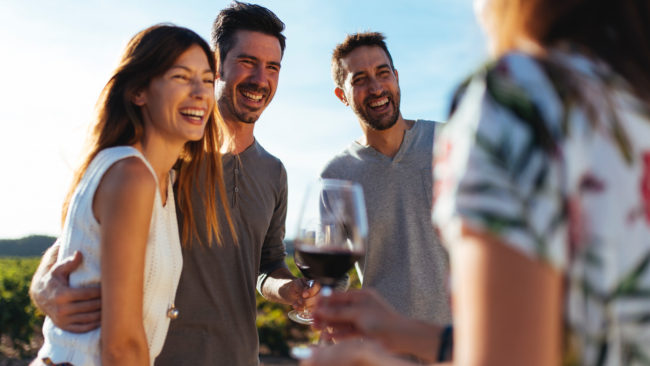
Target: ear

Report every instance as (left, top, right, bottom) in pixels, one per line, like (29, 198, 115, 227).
(334, 87, 349, 106)
(214, 51, 222, 80)
(131, 89, 147, 106)
(216, 65, 223, 81)
(394, 69, 399, 83)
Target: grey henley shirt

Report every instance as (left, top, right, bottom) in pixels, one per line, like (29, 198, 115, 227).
(155, 140, 289, 366)
(320, 120, 452, 324)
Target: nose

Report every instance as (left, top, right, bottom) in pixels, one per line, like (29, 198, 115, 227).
(190, 77, 210, 100)
(368, 77, 383, 95)
(249, 64, 269, 89)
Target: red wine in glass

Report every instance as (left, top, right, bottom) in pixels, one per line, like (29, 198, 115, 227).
(288, 250, 317, 324)
(296, 262, 315, 280)
(295, 247, 363, 286)
(295, 250, 315, 280)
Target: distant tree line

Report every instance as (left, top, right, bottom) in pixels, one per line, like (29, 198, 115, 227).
(0, 236, 293, 257)
(0, 235, 56, 257)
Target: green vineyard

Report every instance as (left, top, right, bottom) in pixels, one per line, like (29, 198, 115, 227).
(0, 256, 360, 361)
(0, 257, 42, 359)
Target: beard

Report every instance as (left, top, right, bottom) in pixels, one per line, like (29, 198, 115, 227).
(352, 89, 401, 131)
(217, 82, 270, 124)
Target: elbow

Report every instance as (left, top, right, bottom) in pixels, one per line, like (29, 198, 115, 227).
(101, 337, 149, 365)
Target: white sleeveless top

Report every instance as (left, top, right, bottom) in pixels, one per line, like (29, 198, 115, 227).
(38, 146, 183, 366)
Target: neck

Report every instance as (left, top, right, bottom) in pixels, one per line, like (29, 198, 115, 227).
(357, 114, 415, 158)
(135, 133, 184, 184)
(222, 118, 256, 155)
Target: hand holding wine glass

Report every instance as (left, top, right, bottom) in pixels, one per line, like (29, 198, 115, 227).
(288, 179, 368, 325)
(288, 244, 319, 324)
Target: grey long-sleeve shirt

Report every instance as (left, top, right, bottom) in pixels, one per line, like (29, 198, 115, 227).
(321, 120, 452, 324)
(155, 140, 289, 366)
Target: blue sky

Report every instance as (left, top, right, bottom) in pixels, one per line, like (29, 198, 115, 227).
(0, 0, 486, 239)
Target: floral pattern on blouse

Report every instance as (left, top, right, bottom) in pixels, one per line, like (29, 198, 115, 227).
(432, 47, 650, 366)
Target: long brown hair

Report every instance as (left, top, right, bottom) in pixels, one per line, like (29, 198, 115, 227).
(484, 0, 650, 101)
(62, 24, 236, 247)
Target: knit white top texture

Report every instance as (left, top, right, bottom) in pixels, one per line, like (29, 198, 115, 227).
(38, 146, 183, 366)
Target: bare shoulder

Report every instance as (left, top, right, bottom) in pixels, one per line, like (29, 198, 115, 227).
(101, 157, 156, 195)
(94, 157, 156, 222)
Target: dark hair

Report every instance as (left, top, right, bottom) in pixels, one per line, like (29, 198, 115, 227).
(63, 24, 236, 248)
(331, 31, 395, 89)
(211, 1, 286, 67)
(486, 0, 650, 102)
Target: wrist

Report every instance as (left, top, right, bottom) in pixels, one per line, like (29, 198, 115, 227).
(278, 278, 298, 303)
(354, 342, 386, 366)
(261, 268, 297, 304)
(380, 318, 441, 363)
(374, 313, 407, 352)
(262, 277, 293, 304)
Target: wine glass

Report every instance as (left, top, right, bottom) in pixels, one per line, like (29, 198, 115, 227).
(287, 179, 368, 327)
(287, 237, 317, 324)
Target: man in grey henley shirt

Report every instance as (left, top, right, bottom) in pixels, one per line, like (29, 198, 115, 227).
(321, 31, 451, 324)
(157, 140, 291, 365)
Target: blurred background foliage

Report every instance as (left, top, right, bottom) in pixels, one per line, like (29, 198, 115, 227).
(0, 238, 361, 360)
(256, 256, 361, 357)
(0, 257, 43, 359)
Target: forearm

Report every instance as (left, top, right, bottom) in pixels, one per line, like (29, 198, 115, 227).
(260, 267, 297, 304)
(101, 336, 149, 366)
(30, 242, 59, 311)
(360, 353, 416, 366)
(378, 318, 443, 364)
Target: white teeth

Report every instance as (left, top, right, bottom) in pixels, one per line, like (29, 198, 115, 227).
(369, 98, 389, 108)
(242, 91, 262, 101)
(179, 109, 205, 118)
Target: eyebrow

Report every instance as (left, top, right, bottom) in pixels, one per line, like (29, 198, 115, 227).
(351, 64, 391, 79)
(236, 53, 282, 69)
(170, 65, 214, 74)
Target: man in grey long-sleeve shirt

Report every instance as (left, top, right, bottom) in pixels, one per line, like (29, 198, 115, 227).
(321, 31, 452, 324)
(157, 141, 294, 365)
(152, 6, 326, 364)
(29, 3, 321, 366)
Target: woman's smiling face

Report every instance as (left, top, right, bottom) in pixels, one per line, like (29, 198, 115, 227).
(134, 44, 216, 144)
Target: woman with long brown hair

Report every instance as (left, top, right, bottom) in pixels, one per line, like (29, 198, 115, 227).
(36, 24, 234, 366)
(302, 1, 650, 365)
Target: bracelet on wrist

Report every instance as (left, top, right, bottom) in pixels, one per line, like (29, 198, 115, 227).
(437, 325, 453, 362)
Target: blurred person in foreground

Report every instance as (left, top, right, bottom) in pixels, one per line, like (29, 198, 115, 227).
(303, 0, 650, 365)
(34, 24, 233, 365)
(30, 2, 321, 365)
(320, 31, 452, 326)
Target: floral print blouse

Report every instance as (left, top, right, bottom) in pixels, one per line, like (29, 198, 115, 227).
(432, 47, 650, 365)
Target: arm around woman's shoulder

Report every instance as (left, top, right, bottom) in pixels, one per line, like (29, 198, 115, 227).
(94, 157, 156, 366)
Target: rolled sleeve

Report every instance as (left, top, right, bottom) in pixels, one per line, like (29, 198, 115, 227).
(433, 65, 566, 271)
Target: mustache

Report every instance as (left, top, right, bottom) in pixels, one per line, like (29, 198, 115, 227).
(364, 91, 392, 105)
(238, 82, 270, 96)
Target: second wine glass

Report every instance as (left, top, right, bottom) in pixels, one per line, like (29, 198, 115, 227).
(287, 179, 368, 326)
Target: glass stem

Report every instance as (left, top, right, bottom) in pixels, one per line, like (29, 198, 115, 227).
(305, 280, 315, 317)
